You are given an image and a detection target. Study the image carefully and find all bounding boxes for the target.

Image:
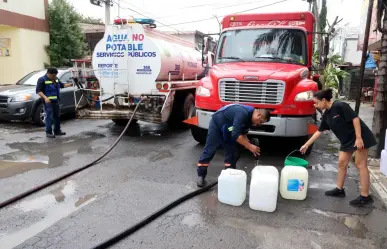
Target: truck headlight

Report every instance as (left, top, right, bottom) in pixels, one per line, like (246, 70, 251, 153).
(196, 86, 210, 97)
(295, 91, 313, 101)
(11, 93, 32, 102)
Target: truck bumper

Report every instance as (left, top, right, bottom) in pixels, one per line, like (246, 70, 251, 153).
(76, 108, 162, 123)
(196, 109, 314, 137)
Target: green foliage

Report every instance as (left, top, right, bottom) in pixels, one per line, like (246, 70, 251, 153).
(319, 0, 327, 32)
(314, 53, 350, 89)
(45, 0, 88, 67)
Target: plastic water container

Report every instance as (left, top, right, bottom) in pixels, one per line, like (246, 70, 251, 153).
(218, 169, 247, 206)
(249, 166, 279, 212)
(381, 150, 387, 177)
(280, 166, 308, 200)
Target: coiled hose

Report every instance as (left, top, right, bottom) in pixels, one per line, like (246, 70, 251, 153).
(0, 97, 218, 249)
(0, 99, 143, 209)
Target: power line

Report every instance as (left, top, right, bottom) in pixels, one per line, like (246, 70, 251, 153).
(155, 0, 270, 20)
(110, 0, 186, 33)
(158, 0, 291, 27)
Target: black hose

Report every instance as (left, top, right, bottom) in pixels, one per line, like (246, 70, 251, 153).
(0, 99, 143, 209)
(91, 180, 218, 249)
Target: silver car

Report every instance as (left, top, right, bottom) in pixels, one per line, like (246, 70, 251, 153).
(0, 68, 78, 126)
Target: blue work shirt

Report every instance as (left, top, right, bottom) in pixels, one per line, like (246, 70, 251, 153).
(36, 74, 65, 101)
(212, 104, 255, 143)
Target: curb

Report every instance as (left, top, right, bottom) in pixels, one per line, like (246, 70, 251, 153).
(368, 164, 387, 208)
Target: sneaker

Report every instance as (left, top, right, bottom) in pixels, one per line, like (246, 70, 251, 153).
(349, 195, 374, 207)
(46, 133, 55, 138)
(325, 187, 346, 197)
(196, 176, 206, 188)
(55, 131, 66, 136)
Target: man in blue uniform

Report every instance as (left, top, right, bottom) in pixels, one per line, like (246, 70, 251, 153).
(196, 104, 271, 187)
(36, 68, 72, 138)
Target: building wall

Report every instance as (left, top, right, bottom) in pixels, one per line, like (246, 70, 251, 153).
(0, 0, 49, 84)
(0, 0, 46, 19)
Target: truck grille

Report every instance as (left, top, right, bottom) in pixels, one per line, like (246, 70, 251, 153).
(0, 96, 8, 108)
(219, 80, 285, 105)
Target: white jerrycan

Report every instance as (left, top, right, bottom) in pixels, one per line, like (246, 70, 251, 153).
(280, 166, 308, 200)
(218, 169, 247, 206)
(249, 166, 279, 212)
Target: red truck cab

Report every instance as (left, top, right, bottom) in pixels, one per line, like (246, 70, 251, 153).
(191, 12, 319, 154)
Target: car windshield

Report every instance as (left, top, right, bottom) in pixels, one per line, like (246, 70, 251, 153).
(16, 70, 47, 86)
(216, 28, 307, 65)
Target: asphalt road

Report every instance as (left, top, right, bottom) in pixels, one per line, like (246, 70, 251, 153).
(0, 117, 387, 249)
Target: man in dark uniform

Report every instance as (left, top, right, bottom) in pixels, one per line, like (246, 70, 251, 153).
(36, 68, 72, 138)
(196, 104, 271, 187)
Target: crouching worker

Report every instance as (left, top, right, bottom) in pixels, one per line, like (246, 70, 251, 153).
(300, 89, 377, 207)
(196, 104, 271, 187)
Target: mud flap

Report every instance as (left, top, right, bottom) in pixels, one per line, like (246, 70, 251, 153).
(183, 116, 198, 126)
(307, 123, 318, 135)
(161, 91, 175, 123)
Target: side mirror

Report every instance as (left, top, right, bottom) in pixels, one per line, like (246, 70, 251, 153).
(202, 37, 210, 67)
(206, 51, 215, 68)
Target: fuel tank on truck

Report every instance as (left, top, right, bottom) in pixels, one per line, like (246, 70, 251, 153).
(92, 23, 205, 97)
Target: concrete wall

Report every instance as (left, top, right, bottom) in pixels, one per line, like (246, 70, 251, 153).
(0, 0, 46, 19)
(0, 0, 49, 84)
(0, 26, 49, 84)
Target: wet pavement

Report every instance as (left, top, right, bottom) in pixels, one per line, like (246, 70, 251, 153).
(0, 117, 387, 249)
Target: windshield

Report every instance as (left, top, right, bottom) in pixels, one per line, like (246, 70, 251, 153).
(216, 28, 307, 65)
(16, 70, 47, 86)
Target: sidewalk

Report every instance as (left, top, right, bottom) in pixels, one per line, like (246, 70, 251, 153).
(348, 101, 387, 208)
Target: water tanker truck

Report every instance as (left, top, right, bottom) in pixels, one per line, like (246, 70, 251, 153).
(71, 18, 205, 128)
(188, 12, 319, 155)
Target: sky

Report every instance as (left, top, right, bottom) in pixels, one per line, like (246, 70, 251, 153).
(64, 0, 364, 33)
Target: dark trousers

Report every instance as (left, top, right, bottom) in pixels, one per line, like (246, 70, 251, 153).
(197, 119, 240, 177)
(44, 102, 61, 134)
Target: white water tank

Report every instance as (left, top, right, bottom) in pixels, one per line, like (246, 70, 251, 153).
(218, 169, 247, 206)
(249, 166, 279, 212)
(280, 166, 308, 200)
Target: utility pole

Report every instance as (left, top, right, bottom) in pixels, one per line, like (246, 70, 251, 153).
(117, 0, 120, 17)
(105, 0, 111, 25)
(89, 0, 112, 25)
(355, 0, 375, 114)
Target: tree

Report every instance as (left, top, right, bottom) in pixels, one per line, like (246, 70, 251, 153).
(45, 0, 88, 67)
(319, 0, 327, 32)
(371, 0, 387, 157)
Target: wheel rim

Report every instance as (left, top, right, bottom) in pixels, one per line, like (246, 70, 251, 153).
(40, 108, 46, 124)
(186, 100, 194, 119)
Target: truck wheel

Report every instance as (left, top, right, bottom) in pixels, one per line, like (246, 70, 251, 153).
(167, 92, 194, 130)
(33, 103, 46, 127)
(191, 126, 208, 144)
(112, 119, 138, 126)
(182, 93, 195, 129)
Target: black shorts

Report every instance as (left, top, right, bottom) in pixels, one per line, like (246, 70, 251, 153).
(340, 138, 377, 152)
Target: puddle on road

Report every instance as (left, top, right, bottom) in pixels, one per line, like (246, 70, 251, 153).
(0, 180, 97, 249)
(311, 209, 368, 238)
(311, 164, 338, 172)
(181, 213, 208, 228)
(0, 132, 106, 179)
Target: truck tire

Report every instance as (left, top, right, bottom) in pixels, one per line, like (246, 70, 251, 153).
(168, 92, 194, 130)
(112, 119, 138, 126)
(191, 126, 208, 144)
(33, 103, 46, 127)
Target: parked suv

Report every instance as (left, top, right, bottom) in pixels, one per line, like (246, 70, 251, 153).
(0, 68, 78, 126)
